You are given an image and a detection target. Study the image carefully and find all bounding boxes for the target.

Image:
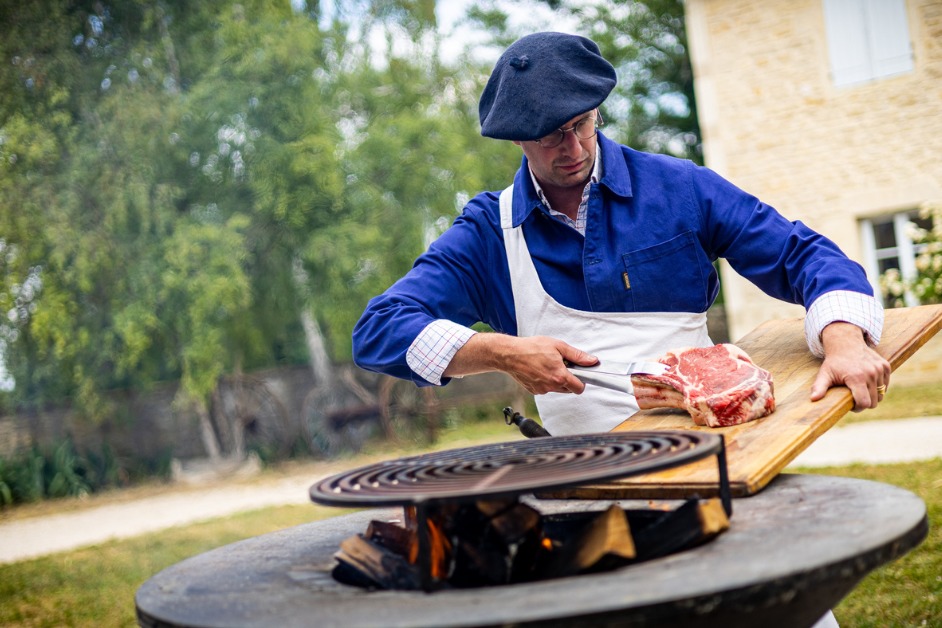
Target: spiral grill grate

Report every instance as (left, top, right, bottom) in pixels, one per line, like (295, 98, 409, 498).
(309, 431, 725, 507)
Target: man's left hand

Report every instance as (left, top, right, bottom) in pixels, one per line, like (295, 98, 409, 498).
(810, 321, 891, 411)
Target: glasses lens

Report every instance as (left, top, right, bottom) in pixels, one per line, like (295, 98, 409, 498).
(574, 117, 598, 139)
(536, 114, 599, 147)
(538, 130, 565, 148)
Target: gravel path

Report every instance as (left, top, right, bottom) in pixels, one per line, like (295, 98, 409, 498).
(2, 417, 941, 565)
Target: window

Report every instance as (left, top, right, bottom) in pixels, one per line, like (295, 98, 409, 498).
(823, 0, 914, 87)
(859, 210, 929, 306)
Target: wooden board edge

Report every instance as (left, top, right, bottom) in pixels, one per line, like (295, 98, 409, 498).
(535, 479, 751, 501)
(883, 305, 942, 369)
(728, 389, 856, 493)
(745, 306, 942, 488)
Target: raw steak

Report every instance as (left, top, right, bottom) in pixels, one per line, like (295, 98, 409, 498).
(631, 344, 775, 427)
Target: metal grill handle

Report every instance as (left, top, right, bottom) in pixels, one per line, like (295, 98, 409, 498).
(503, 406, 551, 438)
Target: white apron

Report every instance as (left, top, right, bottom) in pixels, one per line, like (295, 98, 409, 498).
(500, 185, 712, 435)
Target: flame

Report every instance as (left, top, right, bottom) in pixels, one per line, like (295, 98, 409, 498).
(647, 500, 673, 511)
(408, 517, 453, 580)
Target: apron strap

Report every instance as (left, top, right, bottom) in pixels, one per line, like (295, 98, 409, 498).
(499, 184, 514, 230)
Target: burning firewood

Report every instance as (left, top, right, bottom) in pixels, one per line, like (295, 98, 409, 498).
(332, 496, 730, 591)
(365, 519, 415, 555)
(632, 497, 729, 561)
(332, 534, 422, 590)
(542, 505, 636, 578)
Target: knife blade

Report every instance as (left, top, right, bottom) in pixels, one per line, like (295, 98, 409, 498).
(566, 360, 669, 395)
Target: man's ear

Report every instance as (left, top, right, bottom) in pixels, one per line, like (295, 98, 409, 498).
(512, 140, 522, 147)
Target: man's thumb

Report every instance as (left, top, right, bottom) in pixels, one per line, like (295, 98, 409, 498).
(809, 369, 831, 402)
(561, 346, 598, 367)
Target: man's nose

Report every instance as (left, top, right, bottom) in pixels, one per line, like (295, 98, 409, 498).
(559, 128, 582, 151)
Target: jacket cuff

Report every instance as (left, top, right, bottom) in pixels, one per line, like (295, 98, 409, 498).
(406, 320, 477, 385)
(805, 290, 884, 358)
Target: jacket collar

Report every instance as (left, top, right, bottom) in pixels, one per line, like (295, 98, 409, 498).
(508, 131, 632, 228)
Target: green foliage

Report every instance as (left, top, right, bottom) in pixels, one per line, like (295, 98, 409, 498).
(46, 440, 90, 499)
(11, 448, 45, 503)
(881, 201, 942, 307)
(0, 462, 11, 505)
(160, 216, 252, 399)
(0, 438, 168, 507)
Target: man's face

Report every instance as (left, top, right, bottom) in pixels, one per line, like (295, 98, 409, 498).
(514, 110, 598, 192)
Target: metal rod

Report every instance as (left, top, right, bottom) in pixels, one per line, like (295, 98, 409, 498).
(716, 436, 733, 517)
(415, 500, 433, 592)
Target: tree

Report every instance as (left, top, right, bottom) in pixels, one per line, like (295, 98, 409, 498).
(0, 0, 511, 455)
(1, 0, 702, 462)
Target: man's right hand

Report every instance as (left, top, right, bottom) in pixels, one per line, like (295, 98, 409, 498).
(442, 333, 597, 395)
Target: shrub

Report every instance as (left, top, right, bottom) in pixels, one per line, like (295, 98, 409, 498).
(0, 439, 168, 507)
(881, 201, 942, 306)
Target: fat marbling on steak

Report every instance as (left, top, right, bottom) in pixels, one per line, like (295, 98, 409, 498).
(632, 344, 775, 427)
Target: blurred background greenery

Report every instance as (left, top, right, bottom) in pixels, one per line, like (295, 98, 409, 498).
(0, 0, 702, 500)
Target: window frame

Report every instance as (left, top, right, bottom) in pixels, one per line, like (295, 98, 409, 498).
(860, 209, 927, 307)
(822, 0, 914, 87)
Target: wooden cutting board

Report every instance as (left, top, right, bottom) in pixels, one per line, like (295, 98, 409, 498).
(544, 304, 942, 499)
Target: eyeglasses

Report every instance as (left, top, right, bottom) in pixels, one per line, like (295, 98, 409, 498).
(534, 111, 603, 148)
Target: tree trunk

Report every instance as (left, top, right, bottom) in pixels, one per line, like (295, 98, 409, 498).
(301, 309, 333, 388)
(196, 399, 221, 461)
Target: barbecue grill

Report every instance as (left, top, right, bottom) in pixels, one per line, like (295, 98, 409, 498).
(309, 432, 732, 591)
(135, 474, 928, 628)
(309, 431, 731, 508)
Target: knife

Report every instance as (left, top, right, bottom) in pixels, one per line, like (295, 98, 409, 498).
(566, 360, 669, 395)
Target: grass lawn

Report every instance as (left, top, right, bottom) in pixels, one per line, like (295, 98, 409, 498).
(804, 459, 942, 627)
(0, 404, 939, 626)
(840, 380, 942, 424)
(0, 504, 335, 627)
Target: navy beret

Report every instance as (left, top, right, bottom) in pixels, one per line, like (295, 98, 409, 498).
(479, 32, 617, 141)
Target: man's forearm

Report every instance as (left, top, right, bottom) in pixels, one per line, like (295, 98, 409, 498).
(442, 332, 520, 378)
(820, 320, 867, 351)
(444, 333, 599, 395)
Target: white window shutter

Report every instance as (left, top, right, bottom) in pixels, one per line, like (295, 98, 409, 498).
(865, 0, 914, 78)
(823, 0, 872, 86)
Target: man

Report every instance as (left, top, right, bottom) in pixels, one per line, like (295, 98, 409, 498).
(352, 32, 890, 436)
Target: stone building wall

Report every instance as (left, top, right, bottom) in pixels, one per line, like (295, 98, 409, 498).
(686, 0, 942, 380)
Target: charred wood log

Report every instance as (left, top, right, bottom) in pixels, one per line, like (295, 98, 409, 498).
(332, 534, 423, 590)
(365, 519, 416, 556)
(542, 505, 636, 578)
(631, 497, 729, 561)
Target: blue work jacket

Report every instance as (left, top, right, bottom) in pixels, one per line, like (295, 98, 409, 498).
(352, 132, 873, 385)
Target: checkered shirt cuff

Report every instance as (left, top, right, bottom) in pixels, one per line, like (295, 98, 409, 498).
(406, 320, 478, 385)
(805, 290, 884, 357)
